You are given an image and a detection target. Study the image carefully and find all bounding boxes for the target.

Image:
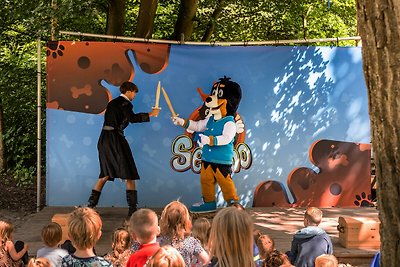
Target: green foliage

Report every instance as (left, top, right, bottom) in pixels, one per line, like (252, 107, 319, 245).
(0, 39, 44, 185)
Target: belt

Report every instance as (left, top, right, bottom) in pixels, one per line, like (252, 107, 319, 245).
(102, 126, 115, 130)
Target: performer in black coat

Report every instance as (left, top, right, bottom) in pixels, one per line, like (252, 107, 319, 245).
(87, 81, 160, 217)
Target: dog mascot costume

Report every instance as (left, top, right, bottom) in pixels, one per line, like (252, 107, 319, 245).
(172, 76, 242, 212)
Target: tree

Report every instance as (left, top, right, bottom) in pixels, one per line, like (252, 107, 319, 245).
(201, 0, 226, 42)
(0, 98, 5, 171)
(356, 0, 400, 266)
(135, 0, 158, 38)
(106, 0, 126, 36)
(172, 0, 198, 41)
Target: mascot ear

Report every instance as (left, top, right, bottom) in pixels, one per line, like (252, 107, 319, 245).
(197, 87, 209, 101)
(227, 81, 242, 116)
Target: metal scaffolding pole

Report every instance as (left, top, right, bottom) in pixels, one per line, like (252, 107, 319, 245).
(37, 37, 42, 212)
(59, 31, 361, 46)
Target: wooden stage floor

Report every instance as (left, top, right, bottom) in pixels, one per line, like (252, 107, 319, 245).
(13, 206, 379, 266)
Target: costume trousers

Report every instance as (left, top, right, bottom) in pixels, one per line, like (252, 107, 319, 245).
(200, 163, 239, 202)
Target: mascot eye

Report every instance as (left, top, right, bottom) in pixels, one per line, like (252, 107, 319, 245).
(211, 89, 217, 95)
(218, 89, 223, 97)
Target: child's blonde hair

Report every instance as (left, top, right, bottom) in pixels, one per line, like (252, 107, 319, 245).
(67, 207, 102, 250)
(0, 220, 14, 244)
(208, 207, 255, 267)
(315, 254, 338, 267)
(129, 208, 158, 243)
(111, 227, 131, 255)
(305, 207, 323, 225)
(146, 245, 185, 267)
(191, 218, 211, 249)
(159, 201, 191, 241)
(27, 257, 51, 267)
(41, 222, 63, 247)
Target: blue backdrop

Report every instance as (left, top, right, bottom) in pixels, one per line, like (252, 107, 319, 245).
(46, 45, 370, 207)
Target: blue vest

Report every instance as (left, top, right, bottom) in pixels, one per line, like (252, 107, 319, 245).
(202, 116, 235, 165)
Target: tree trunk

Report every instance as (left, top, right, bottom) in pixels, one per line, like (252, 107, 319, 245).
(172, 0, 198, 41)
(356, 1, 400, 266)
(201, 0, 225, 42)
(302, 6, 312, 40)
(135, 0, 158, 38)
(106, 0, 126, 37)
(0, 98, 6, 171)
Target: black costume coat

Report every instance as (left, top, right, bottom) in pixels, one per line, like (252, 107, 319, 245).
(98, 96, 149, 180)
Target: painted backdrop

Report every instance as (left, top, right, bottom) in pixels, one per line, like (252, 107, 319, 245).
(46, 41, 370, 207)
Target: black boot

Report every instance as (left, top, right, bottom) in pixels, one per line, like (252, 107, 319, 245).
(88, 189, 101, 208)
(126, 190, 138, 218)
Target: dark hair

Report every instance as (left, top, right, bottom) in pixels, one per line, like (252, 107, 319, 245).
(120, 81, 139, 94)
(264, 250, 290, 267)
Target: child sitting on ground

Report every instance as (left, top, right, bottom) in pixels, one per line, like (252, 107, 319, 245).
(0, 220, 29, 267)
(145, 245, 185, 267)
(61, 207, 112, 266)
(27, 257, 51, 267)
(207, 207, 255, 267)
(190, 217, 211, 266)
(158, 201, 209, 266)
(104, 227, 132, 266)
(286, 207, 333, 267)
(126, 208, 160, 267)
(37, 222, 68, 267)
(256, 234, 276, 266)
(315, 254, 338, 267)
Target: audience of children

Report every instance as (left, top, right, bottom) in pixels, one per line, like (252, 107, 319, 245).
(286, 207, 333, 267)
(315, 254, 338, 267)
(36, 222, 68, 267)
(27, 257, 51, 267)
(190, 217, 211, 266)
(0, 220, 29, 267)
(126, 208, 160, 267)
(104, 227, 132, 266)
(207, 206, 255, 267)
(4, 203, 371, 267)
(61, 207, 112, 266)
(158, 200, 209, 266)
(145, 245, 185, 267)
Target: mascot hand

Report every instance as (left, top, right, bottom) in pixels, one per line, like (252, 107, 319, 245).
(236, 119, 245, 134)
(198, 134, 210, 147)
(172, 116, 184, 126)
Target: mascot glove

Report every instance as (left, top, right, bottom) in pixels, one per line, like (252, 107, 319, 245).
(198, 134, 210, 147)
(172, 116, 185, 126)
(236, 119, 245, 134)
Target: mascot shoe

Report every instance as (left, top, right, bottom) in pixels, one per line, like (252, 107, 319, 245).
(190, 201, 217, 213)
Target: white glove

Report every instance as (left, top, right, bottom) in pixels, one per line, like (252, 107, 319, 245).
(172, 116, 185, 126)
(198, 134, 210, 148)
(236, 119, 245, 134)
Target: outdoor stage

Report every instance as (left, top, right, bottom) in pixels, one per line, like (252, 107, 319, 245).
(14, 207, 379, 266)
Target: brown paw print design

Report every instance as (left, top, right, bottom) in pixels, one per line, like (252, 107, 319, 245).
(253, 139, 372, 207)
(46, 41, 170, 114)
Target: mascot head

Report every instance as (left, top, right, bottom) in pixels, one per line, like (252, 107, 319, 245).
(204, 76, 242, 120)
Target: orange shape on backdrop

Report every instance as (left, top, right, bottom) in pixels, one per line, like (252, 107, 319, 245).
(253, 180, 292, 207)
(253, 139, 372, 208)
(46, 41, 170, 114)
